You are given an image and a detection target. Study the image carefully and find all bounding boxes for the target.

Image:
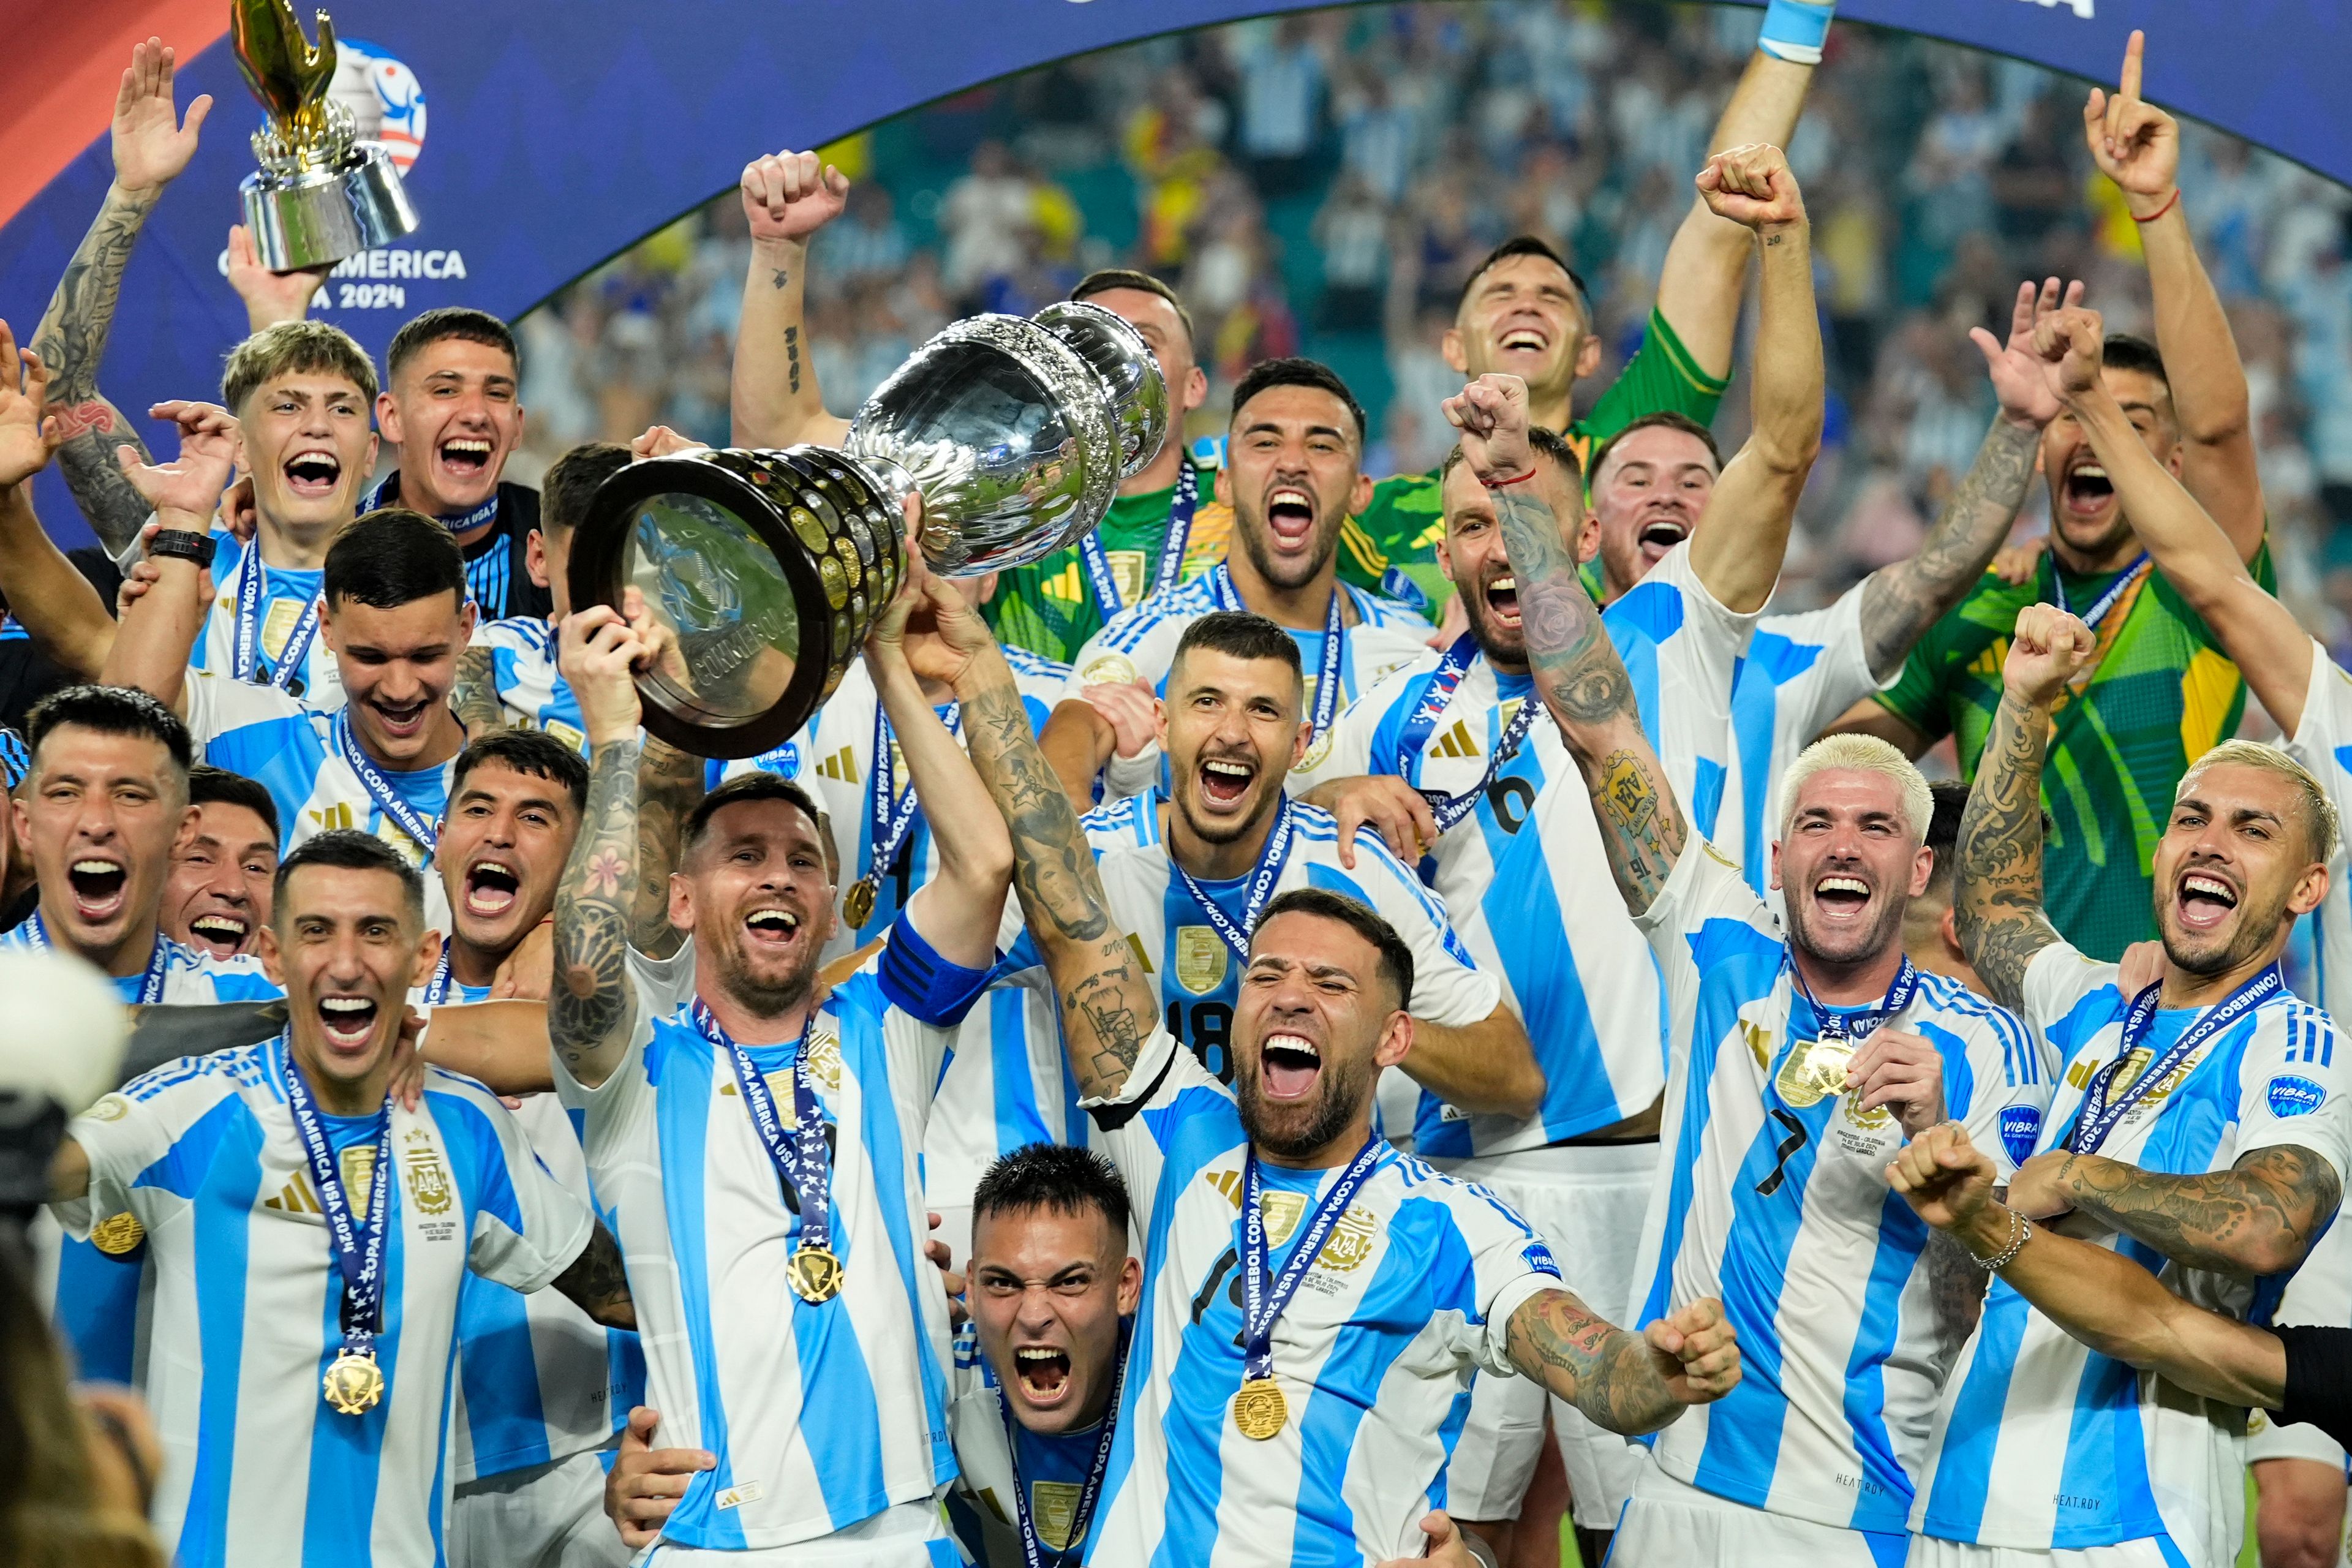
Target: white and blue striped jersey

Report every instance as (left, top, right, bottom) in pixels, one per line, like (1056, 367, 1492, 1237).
(1722, 584, 1892, 893)
(469, 614, 584, 752)
(0, 924, 281, 1004)
(1912, 943, 2352, 1561)
(1079, 1022, 1564, 1564)
(1087, 801, 1501, 1087)
(1627, 840, 2053, 1536)
(555, 965, 964, 1550)
(944, 1318, 1110, 1567)
(1066, 575, 1432, 790)
(194, 529, 344, 706)
(185, 672, 456, 932)
(56, 1040, 594, 1568)
(2283, 640, 2352, 1022)
(924, 955, 1087, 1243)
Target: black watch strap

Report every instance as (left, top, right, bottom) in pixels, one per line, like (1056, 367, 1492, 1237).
(149, 529, 217, 569)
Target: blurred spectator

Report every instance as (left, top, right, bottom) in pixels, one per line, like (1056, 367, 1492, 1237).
(939, 140, 1036, 301)
(1315, 173, 1390, 329)
(1235, 18, 1327, 195)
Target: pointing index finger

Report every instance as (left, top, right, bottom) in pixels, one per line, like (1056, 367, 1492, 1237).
(2119, 29, 2144, 105)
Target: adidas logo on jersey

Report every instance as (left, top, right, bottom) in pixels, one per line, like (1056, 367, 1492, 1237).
(1432, 719, 1482, 760)
(816, 746, 862, 785)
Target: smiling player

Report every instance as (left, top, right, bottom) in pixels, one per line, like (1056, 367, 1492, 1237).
(159, 765, 279, 959)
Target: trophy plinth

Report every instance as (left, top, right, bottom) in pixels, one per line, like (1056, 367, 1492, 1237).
(232, 0, 420, 270)
(572, 303, 1169, 758)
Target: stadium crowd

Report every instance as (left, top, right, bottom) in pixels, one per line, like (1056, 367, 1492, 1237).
(15, 6, 2352, 1568)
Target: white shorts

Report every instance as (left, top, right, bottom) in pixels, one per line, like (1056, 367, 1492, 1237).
(450, 1447, 631, 1568)
(1904, 1536, 2190, 1568)
(1435, 1140, 1657, 1530)
(1610, 1463, 1909, 1567)
(645, 1499, 962, 1566)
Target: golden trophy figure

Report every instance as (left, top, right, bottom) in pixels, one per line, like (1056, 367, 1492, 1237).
(232, 0, 419, 268)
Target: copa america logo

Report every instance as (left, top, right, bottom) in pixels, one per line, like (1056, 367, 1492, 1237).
(330, 37, 428, 173)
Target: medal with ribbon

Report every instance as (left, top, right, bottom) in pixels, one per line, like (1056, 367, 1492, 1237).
(1757, 955, 1921, 1194)
(19, 914, 172, 1003)
(1078, 462, 1197, 620)
(2050, 551, 2150, 633)
(280, 1039, 396, 1415)
(1171, 797, 1295, 965)
(2066, 963, 2283, 1155)
(332, 710, 442, 856)
(1208, 566, 1344, 747)
(1396, 634, 1541, 836)
(230, 543, 323, 692)
(1231, 1136, 1384, 1439)
(694, 999, 842, 1303)
(843, 699, 960, 932)
(997, 1321, 1131, 1566)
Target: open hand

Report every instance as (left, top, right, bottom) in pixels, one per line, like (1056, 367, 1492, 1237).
(116, 402, 239, 520)
(112, 37, 211, 197)
(0, 322, 60, 489)
(1972, 277, 2086, 430)
(1079, 677, 1161, 761)
(226, 224, 329, 328)
(559, 591, 665, 746)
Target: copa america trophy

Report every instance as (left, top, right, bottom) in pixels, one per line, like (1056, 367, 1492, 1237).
(232, 0, 420, 270)
(571, 302, 1169, 758)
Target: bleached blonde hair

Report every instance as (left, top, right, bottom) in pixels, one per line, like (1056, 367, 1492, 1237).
(2176, 739, 2340, 864)
(1778, 733, 1934, 845)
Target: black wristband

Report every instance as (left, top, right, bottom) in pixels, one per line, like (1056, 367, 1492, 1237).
(2275, 1324, 2352, 1452)
(149, 529, 217, 570)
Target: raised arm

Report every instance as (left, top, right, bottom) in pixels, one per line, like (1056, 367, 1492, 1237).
(1952, 603, 2090, 1009)
(1855, 279, 2069, 682)
(0, 327, 115, 680)
(31, 40, 210, 556)
(2034, 303, 2313, 733)
(2085, 31, 2262, 558)
(98, 402, 241, 717)
(1505, 1289, 1739, 1436)
(731, 150, 853, 448)
(1682, 144, 1822, 616)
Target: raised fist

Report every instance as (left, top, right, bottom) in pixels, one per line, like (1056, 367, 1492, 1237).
(2029, 304, 2108, 406)
(741, 151, 850, 247)
(1695, 143, 1804, 232)
(2004, 603, 2095, 708)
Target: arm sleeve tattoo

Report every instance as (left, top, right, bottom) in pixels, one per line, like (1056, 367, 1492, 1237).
(31, 186, 162, 555)
(552, 736, 644, 1082)
(1953, 690, 2063, 1011)
(1858, 418, 2041, 682)
(450, 647, 510, 738)
(2060, 1145, 2343, 1278)
(1506, 1290, 1685, 1436)
(630, 736, 706, 959)
(550, 1221, 636, 1329)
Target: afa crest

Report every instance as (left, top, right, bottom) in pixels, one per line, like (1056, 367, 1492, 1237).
(401, 1128, 454, 1216)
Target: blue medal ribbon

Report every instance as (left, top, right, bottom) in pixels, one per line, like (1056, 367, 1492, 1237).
(1207, 565, 1344, 746)
(1170, 797, 1295, 963)
(230, 543, 323, 690)
(1395, 635, 1542, 835)
(1789, 952, 1922, 1044)
(1239, 1137, 1384, 1386)
(423, 940, 456, 1007)
(332, 709, 442, 854)
(995, 1322, 1130, 1567)
(692, 1000, 835, 1266)
(20, 914, 172, 1003)
(279, 1037, 396, 1373)
(858, 699, 961, 911)
(2049, 552, 2150, 634)
(2067, 963, 2283, 1155)
(1077, 462, 1197, 619)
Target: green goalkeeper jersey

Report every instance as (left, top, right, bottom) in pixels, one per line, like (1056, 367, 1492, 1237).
(984, 458, 1229, 666)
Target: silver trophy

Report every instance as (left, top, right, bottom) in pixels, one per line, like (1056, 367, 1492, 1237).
(232, 0, 420, 270)
(571, 302, 1169, 758)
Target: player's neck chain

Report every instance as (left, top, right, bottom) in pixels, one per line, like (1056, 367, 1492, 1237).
(2049, 551, 2151, 635)
(2067, 963, 2282, 1155)
(693, 999, 843, 1303)
(363, 473, 502, 536)
(332, 709, 442, 854)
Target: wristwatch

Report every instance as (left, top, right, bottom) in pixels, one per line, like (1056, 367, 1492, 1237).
(148, 529, 217, 569)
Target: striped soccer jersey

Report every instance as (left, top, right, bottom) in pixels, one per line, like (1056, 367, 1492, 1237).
(185, 672, 456, 933)
(1627, 840, 2054, 1535)
(470, 614, 584, 752)
(56, 1039, 594, 1568)
(2283, 640, 2352, 1021)
(1912, 943, 2352, 1561)
(192, 529, 344, 706)
(944, 1318, 1113, 1567)
(554, 965, 967, 1550)
(1079, 1023, 1564, 1564)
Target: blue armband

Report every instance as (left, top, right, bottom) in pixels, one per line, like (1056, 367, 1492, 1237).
(1757, 0, 1834, 64)
(878, 912, 995, 1027)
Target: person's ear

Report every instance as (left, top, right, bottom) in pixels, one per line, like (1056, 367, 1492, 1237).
(1939, 902, 1967, 962)
(258, 922, 285, 987)
(2291, 861, 2330, 919)
(375, 391, 404, 447)
(1440, 328, 1468, 376)
(1374, 1009, 1414, 1070)
(1910, 843, 1937, 900)
(1117, 1254, 1142, 1316)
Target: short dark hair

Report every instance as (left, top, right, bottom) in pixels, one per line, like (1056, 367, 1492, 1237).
(24, 685, 192, 780)
(971, 1143, 1132, 1242)
(1458, 235, 1591, 320)
(189, 765, 281, 842)
(274, 829, 424, 926)
(452, 731, 590, 815)
(540, 441, 633, 538)
(386, 307, 519, 384)
(1438, 423, 1584, 487)
(1171, 610, 1302, 692)
(1072, 269, 1196, 356)
(325, 509, 469, 612)
(1921, 782, 1969, 900)
(684, 772, 826, 861)
(1589, 410, 1725, 484)
(1230, 356, 1367, 446)
(2100, 333, 2175, 428)
(1254, 886, 1414, 1012)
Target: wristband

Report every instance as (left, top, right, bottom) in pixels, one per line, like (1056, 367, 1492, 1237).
(148, 529, 217, 570)
(1479, 466, 1539, 489)
(1757, 0, 1835, 64)
(2132, 188, 2181, 224)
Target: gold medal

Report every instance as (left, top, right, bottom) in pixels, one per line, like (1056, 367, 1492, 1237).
(1231, 1377, 1287, 1439)
(842, 878, 878, 930)
(787, 1244, 843, 1304)
(323, 1351, 385, 1415)
(90, 1212, 146, 1255)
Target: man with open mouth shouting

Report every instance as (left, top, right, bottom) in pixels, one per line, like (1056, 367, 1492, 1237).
(918, 589, 1739, 1566)
(1896, 600, 2352, 1568)
(46, 828, 634, 1568)
(159, 764, 279, 960)
(1467, 352, 2054, 1567)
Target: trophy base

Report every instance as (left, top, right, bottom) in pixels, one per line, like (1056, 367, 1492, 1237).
(240, 143, 420, 271)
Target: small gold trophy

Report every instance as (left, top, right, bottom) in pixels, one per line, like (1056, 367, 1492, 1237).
(232, 0, 419, 269)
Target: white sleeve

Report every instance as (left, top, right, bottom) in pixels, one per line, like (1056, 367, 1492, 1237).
(2018, 941, 2117, 1040)
(1349, 836, 1502, 1028)
(2285, 641, 2352, 825)
(461, 1088, 597, 1293)
(1768, 584, 1894, 755)
(55, 1080, 215, 1237)
(183, 668, 307, 747)
(1950, 1008, 2059, 1181)
(1455, 1190, 1571, 1376)
(551, 986, 662, 1161)
(2232, 1001, 2352, 1188)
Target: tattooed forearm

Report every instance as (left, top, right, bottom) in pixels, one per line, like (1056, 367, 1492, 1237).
(2061, 1146, 2343, 1278)
(1954, 690, 2062, 1009)
(32, 187, 162, 554)
(631, 736, 706, 957)
(1923, 1229, 1991, 1351)
(1506, 1291, 1683, 1436)
(551, 1221, 636, 1329)
(1860, 418, 2041, 681)
(1064, 957, 1153, 1095)
(450, 647, 510, 737)
(552, 737, 643, 1080)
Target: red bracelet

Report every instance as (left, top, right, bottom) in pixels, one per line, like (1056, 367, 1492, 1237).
(1480, 466, 1539, 489)
(2132, 188, 2180, 224)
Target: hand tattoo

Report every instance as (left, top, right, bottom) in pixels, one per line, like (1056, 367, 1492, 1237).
(1859, 418, 2040, 681)
(552, 737, 644, 1076)
(1954, 690, 2062, 1009)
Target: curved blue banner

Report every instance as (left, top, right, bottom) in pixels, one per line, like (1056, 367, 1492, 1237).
(1, 0, 2344, 544)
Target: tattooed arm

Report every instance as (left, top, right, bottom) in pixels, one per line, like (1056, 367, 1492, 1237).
(2014, 1144, 2343, 1279)
(1505, 1291, 1740, 1436)
(731, 149, 852, 448)
(450, 646, 510, 737)
(550, 1221, 637, 1330)
(1952, 603, 2090, 1011)
(630, 736, 706, 960)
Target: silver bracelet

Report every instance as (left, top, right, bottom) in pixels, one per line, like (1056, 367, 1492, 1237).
(1967, 1207, 2032, 1271)
(1460, 1529, 1501, 1568)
